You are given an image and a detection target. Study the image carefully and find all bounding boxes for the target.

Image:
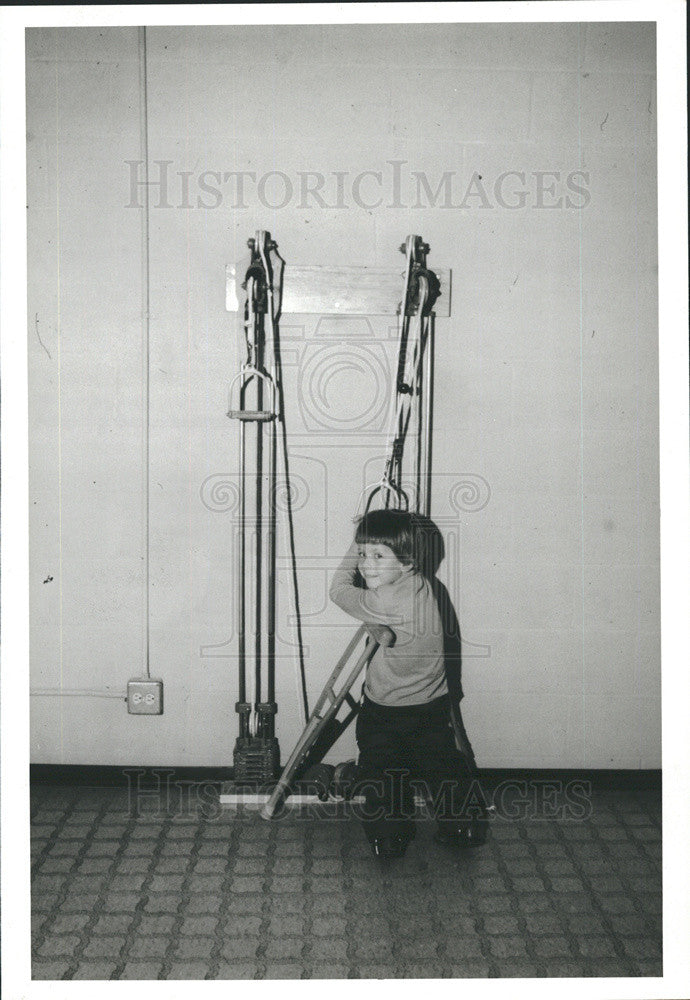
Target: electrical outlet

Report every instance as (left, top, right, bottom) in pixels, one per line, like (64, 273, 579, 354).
(127, 678, 163, 715)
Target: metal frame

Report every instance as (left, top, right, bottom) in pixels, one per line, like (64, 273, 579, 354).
(227, 230, 283, 779)
(261, 235, 439, 819)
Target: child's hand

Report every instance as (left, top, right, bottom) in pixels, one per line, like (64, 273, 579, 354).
(365, 624, 396, 648)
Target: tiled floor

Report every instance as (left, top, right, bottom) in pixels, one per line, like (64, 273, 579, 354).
(31, 781, 662, 980)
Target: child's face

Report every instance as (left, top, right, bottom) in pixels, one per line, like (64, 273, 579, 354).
(357, 542, 408, 590)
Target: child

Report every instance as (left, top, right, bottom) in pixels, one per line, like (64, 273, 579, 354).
(329, 508, 486, 860)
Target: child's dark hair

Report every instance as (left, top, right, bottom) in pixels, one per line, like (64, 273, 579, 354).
(354, 509, 445, 577)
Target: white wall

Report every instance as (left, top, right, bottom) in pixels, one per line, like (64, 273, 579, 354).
(27, 22, 659, 768)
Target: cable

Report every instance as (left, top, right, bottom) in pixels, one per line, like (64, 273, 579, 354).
(31, 689, 125, 700)
(138, 26, 151, 679)
(275, 339, 310, 727)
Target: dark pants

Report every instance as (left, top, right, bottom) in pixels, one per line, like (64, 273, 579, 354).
(354, 693, 480, 842)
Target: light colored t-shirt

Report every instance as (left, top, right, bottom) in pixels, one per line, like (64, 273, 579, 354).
(329, 542, 448, 707)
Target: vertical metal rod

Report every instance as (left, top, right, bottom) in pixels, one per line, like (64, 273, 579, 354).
(254, 329, 263, 719)
(415, 319, 428, 514)
(238, 388, 246, 706)
(259, 232, 279, 734)
(266, 417, 277, 711)
(414, 355, 423, 516)
(423, 315, 435, 519)
(265, 346, 277, 717)
(238, 280, 257, 736)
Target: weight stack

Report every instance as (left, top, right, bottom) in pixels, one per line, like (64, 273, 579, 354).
(233, 737, 280, 784)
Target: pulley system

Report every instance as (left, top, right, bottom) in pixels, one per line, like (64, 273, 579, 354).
(227, 230, 285, 784)
(260, 235, 440, 818)
(223, 232, 470, 814)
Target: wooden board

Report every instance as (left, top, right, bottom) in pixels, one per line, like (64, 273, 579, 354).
(226, 263, 451, 317)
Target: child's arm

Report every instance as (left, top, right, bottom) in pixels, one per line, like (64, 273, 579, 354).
(363, 623, 396, 648)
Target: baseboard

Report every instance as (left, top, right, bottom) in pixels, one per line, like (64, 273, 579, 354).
(30, 763, 661, 791)
(30, 765, 234, 787)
